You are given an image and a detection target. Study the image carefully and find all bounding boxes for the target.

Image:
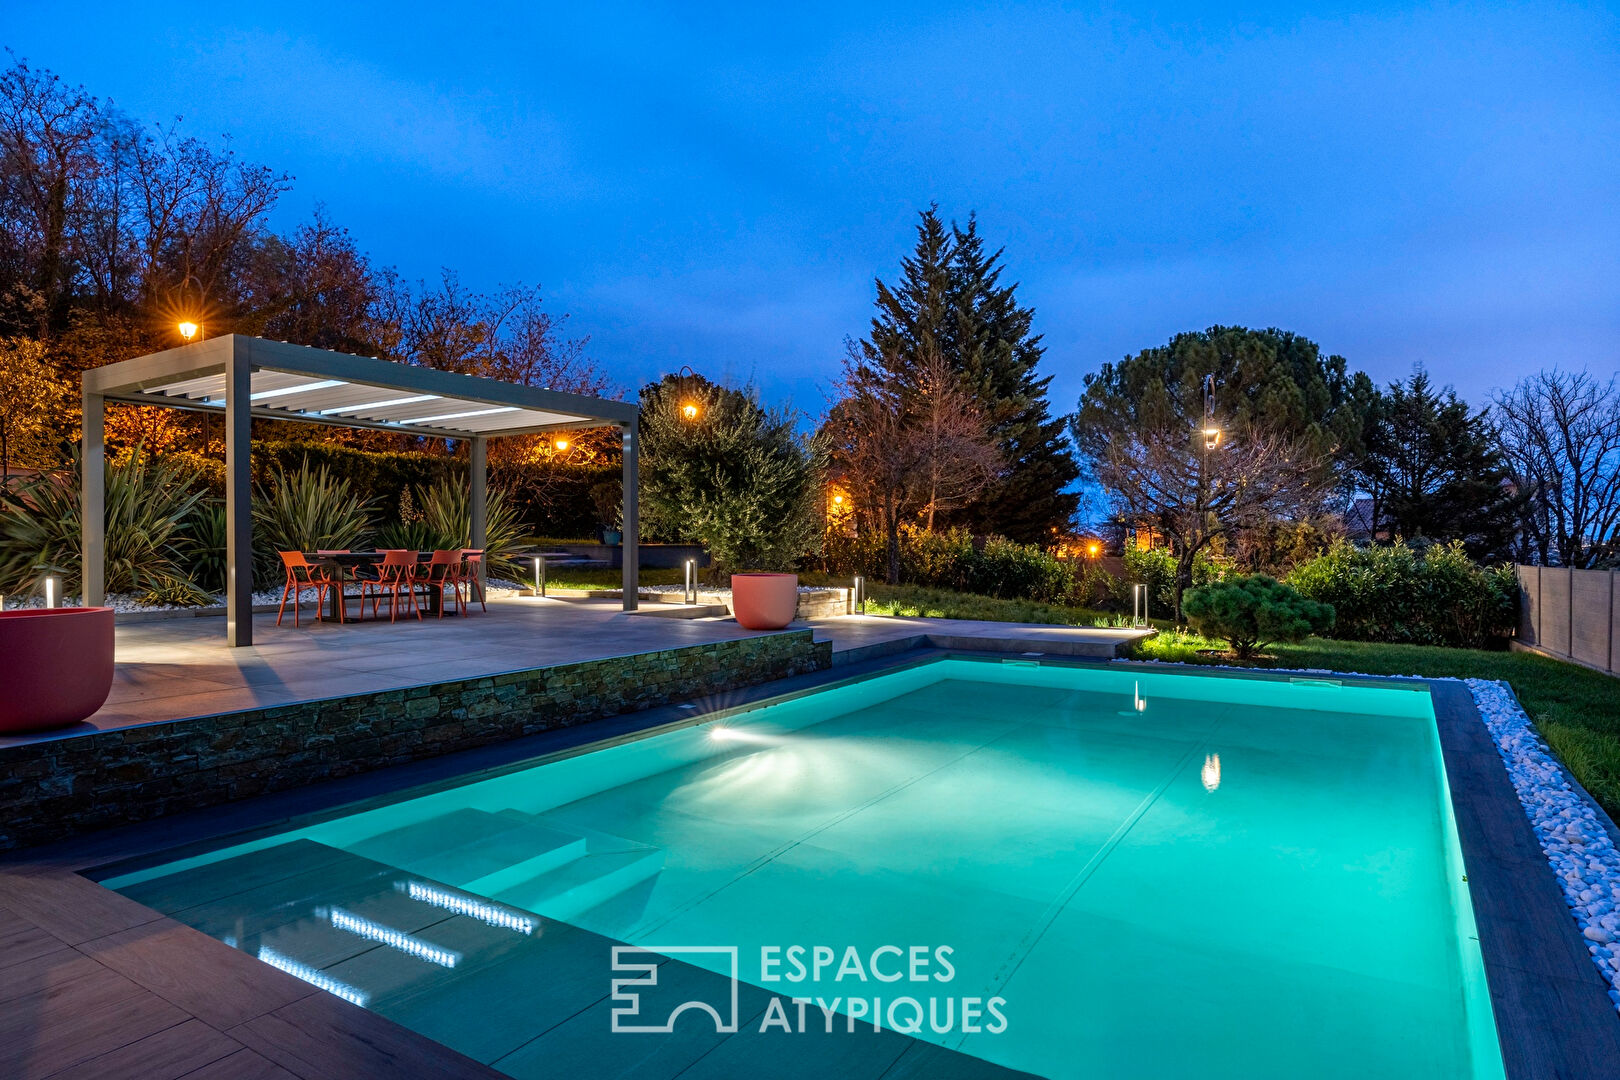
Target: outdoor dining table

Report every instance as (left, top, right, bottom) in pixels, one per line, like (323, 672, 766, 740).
(305, 551, 462, 620)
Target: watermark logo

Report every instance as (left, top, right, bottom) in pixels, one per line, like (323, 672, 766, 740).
(609, 944, 1007, 1037)
(610, 945, 740, 1033)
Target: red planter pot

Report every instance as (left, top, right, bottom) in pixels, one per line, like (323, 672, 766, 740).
(0, 607, 115, 733)
(729, 573, 799, 630)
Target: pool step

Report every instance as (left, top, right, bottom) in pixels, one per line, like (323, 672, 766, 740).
(117, 840, 545, 1009)
(492, 848, 666, 922)
(480, 809, 665, 920)
(346, 807, 598, 897)
(348, 807, 535, 868)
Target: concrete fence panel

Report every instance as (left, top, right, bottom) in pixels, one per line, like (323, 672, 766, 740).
(1518, 564, 1542, 647)
(1516, 564, 1619, 678)
(1540, 568, 1572, 657)
(1570, 570, 1613, 671)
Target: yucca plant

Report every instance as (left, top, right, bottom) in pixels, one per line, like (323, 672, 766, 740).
(0, 450, 214, 605)
(415, 480, 527, 578)
(372, 519, 446, 553)
(182, 502, 229, 594)
(252, 459, 374, 586)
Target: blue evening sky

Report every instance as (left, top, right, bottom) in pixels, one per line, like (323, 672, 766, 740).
(7, 2, 1617, 415)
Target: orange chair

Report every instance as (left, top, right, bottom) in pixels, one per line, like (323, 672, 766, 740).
(277, 551, 345, 627)
(315, 550, 357, 620)
(461, 549, 487, 613)
(362, 550, 421, 622)
(418, 550, 466, 618)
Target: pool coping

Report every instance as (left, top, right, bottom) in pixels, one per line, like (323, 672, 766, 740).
(5, 648, 1619, 1078)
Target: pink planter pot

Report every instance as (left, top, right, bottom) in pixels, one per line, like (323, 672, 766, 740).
(0, 607, 115, 733)
(730, 573, 799, 630)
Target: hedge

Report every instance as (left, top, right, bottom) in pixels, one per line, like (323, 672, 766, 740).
(1285, 540, 1517, 648)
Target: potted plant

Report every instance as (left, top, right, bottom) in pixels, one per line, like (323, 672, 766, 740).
(0, 605, 116, 732)
(590, 481, 623, 546)
(730, 572, 799, 630)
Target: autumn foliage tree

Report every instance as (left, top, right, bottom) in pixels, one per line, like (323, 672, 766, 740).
(828, 345, 999, 584)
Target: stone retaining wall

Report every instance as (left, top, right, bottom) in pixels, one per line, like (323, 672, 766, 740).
(0, 630, 830, 851)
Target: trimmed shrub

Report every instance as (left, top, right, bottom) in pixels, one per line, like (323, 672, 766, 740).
(1121, 546, 1177, 612)
(1183, 574, 1335, 659)
(1285, 540, 1517, 648)
(965, 536, 1075, 602)
(256, 441, 457, 519)
(823, 526, 1077, 603)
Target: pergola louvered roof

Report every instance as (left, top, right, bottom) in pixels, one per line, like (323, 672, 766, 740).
(83, 334, 636, 438)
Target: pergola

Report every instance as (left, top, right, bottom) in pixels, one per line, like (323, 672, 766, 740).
(81, 335, 640, 646)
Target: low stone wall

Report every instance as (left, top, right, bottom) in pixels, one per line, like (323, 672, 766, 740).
(0, 630, 830, 851)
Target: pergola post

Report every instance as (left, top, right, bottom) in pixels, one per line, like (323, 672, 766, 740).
(225, 347, 253, 647)
(469, 436, 487, 591)
(621, 423, 639, 611)
(80, 390, 105, 607)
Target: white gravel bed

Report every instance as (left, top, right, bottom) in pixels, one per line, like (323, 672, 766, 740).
(1468, 677, 1620, 1011)
(637, 583, 840, 596)
(4, 579, 533, 613)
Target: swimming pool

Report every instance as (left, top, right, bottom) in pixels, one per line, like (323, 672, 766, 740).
(99, 658, 1504, 1079)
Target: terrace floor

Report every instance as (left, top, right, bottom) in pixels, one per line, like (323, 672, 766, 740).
(1, 598, 1150, 748)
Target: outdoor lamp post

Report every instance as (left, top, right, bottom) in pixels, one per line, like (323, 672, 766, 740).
(533, 556, 545, 598)
(44, 576, 57, 609)
(178, 321, 200, 342)
(681, 402, 700, 421)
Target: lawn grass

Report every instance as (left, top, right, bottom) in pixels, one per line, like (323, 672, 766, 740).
(796, 576, 1131, 627)
(527, 567, 684, 590)
(1131, 630, 1620, 820)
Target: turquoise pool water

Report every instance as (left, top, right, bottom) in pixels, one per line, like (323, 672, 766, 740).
(103, 659, 1503, 1079)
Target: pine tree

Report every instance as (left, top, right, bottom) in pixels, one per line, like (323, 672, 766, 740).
(858, 206, 955, 392)
(1357, 367, 1519, 559)
(848, 207, 1078, 546)
(944, 216, 1079, 543)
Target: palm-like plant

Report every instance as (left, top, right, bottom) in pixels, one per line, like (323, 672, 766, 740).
(252, 460, 374, 586)
(0, 450, 213, 604)
(183, 502, 229, 594)
(415, 480, 527, 578)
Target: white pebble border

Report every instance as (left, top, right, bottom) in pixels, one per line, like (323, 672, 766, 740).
(1, 580, 532, 614)
(1467, 677, 1620, 1012)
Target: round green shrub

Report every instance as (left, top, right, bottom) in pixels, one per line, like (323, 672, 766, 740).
(1183, 574, 1335, 659)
